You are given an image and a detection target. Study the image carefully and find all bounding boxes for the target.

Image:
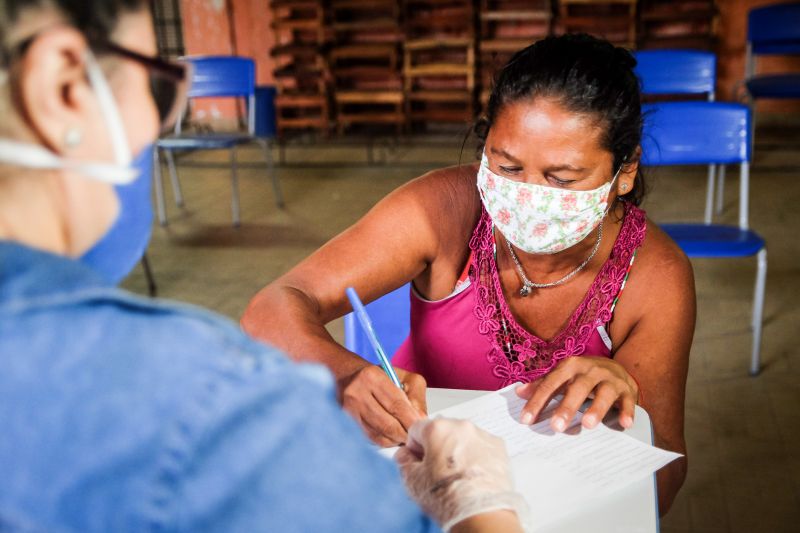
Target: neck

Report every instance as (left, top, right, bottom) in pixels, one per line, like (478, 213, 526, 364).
(0, 168, 72, 255)
(499, 202, 625, 282)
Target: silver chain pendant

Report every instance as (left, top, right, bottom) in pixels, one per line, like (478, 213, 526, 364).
(506, 218, 605, 292)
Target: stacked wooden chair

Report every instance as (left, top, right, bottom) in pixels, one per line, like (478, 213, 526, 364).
(638, 0, 718, 50)
(329, 0, 404, 134)
(270, 0, 329, 137)
(402, 0, 477, 128)
(557, 0, 638, 49)
(478, 0, 552, 110)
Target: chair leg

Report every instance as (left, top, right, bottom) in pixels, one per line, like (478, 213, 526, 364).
(141, 253, 158, 297)
(750, 248, 767, 376)
(715, 165, 726, 215)
(230, 146, 241, 227)
(704, 164, 716, 224)
(749, 98, 757, 157)
(153, 147, 168, 226)
(262, 138, 285, 208)
(164, 149, 184, 208)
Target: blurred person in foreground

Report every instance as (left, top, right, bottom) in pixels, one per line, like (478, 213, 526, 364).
(0, 1, 528, 531)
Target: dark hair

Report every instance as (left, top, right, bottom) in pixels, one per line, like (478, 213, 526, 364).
(475, 33, 646, 206)
(1, 0, 147, 63)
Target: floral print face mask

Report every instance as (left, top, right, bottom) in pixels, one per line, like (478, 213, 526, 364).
(476, 152, 621, 255)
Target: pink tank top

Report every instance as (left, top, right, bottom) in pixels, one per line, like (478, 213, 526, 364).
(392, 202, 647, 390)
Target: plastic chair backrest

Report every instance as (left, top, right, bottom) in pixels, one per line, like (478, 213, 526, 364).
(641, 101, 752, 228)
(344, 283, 411, 365)
(185, 56, 256, 98)
(748, 2, 800, 55)
(641, 102, 750, 166)
(176, 56, 256, 135)
(634, 50, 716, 98)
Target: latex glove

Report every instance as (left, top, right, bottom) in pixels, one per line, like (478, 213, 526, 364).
(395, 418, 531, 532)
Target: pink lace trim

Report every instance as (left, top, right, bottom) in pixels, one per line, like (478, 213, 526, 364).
(469, 203, 647, 387)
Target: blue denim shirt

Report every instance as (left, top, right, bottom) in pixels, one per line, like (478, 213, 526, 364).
(0, 242, 439, 533)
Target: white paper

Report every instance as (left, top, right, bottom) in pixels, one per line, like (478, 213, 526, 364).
(384, 384, 681, 530)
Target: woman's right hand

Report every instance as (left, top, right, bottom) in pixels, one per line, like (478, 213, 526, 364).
(338, 364, 428, 447)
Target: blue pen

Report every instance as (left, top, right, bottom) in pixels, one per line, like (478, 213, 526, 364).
(345, 287, 403, 389)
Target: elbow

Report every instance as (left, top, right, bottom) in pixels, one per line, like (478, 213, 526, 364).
(240, 285, 281, 340)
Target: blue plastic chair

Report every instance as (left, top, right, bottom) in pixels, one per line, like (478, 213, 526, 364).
(154, 56, 284, 227)
(745, 2, 800, 100)
(745, 2, 800, 150)
(641, 101, 766, 375)
(344, 283, 411, 365)
(634, 50, 716, 98)
(634, 49, 727, 223)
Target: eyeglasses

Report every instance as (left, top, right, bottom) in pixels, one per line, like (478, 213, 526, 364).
(9, 32, 192, 133)
(92, 40, 192, 133)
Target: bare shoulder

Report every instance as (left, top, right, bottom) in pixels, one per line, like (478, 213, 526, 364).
(394, 162, 481, 242)
(399, 163, 480, 213)
(628, 216, 695, 311)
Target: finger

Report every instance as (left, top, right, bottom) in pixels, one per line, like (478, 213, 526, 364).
(395, 452, 422, 484)
(407, 417, 433, 448)
(394, 445, 419, 467)
(581, 382, 618, 429)
(359, 392, 411, 445)
(373, 381, 423, 432)
(550, 375, 597, 432)
(515, 380, 540, 399)
(618, 392, 636, 429)
(341, 384, 405, 444)
(402, 372, 428, 416)
(520, 368, 574, 424)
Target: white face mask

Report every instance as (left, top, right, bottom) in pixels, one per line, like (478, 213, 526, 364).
(0, 50, 136, 184)
(476, 152, 622, 254)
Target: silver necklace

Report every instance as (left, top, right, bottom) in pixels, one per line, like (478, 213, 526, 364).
(504, 218, 604, 296)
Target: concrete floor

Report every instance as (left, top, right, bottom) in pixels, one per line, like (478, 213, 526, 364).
(123, 124, 799, 533)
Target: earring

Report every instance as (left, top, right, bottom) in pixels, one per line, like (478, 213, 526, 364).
(64, 128, 82, 149)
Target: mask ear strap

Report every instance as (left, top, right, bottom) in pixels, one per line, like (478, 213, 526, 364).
(0, 139, 137, 184)
(610, 154, 630, 187)
(83, 50, 131, 166)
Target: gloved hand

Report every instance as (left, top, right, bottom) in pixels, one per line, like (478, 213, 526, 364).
(395, 418, 531, 532)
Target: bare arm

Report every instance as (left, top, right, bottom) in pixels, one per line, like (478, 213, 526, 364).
(242, 166, 478, 445)
(611, 225, 694, 514)
(515, 222, 694, 514)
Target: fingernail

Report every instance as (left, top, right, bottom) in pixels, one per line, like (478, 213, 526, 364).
(520, 412, 533, 425)
(621, 415, 633, 428)
(552, 416, 566, 432)
(583, 413, 596, 427)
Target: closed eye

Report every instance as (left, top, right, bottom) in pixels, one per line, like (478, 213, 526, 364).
(546, 174, 576, 187)
(499, 165, 523, 175)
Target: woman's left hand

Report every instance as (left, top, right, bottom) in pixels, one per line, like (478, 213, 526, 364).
(515, 356, 639, 432)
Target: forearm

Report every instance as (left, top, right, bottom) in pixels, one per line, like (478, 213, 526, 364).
(450, 510, 524, 533)
(656, 455, 687, 515)
(241, 283, 367, 380)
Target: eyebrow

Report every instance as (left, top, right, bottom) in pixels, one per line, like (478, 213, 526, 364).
(543, 163, 587, 173)
(489, 147, 523, 165)
(489, 147, 587, 173)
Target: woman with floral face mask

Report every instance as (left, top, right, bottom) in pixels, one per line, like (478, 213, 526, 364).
(243, 34, 694, 513)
